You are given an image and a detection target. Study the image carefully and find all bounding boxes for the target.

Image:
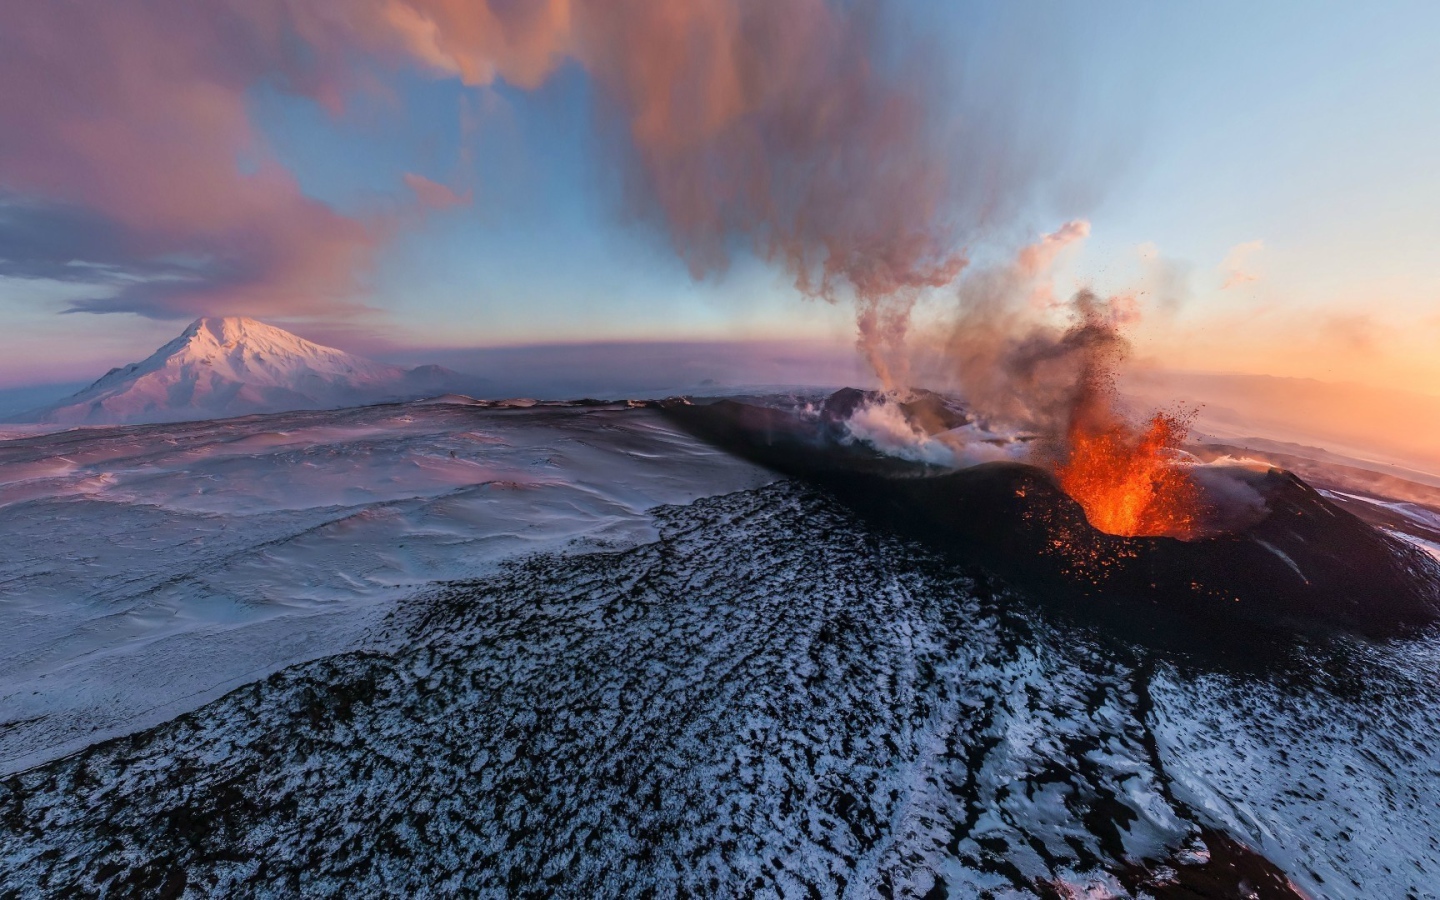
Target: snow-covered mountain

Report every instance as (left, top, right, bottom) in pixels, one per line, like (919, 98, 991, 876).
(23, 317, 467, 425)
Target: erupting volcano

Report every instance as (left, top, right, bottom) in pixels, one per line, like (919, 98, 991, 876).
(1037, 303, 1204, 540)
(968, 283, 1208, 540)
(1054, 410, 1200, 539)
(661, 269, 1440, 646)
(664, 384, 1440, 649)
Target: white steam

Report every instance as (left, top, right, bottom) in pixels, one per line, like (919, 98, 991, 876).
(839, 396, 1030, 468)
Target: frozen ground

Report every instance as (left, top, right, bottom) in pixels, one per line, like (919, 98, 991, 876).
(0, 400, 772, 775)
(3, 402, 1440, 897)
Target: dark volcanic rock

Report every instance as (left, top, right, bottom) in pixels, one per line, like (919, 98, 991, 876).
(819, 386, 877, 425)
(664, 397, 1440, 646)
(896, 389, 972, 434)
(820, 387, 971, 436)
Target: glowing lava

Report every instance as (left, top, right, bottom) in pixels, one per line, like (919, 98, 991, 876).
(1055, 411, 1201, 539)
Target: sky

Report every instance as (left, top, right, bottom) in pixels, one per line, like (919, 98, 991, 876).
(0, 1, 1437, 396)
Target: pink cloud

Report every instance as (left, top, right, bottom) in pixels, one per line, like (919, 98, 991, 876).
(378, 0, 969, 303)
(0, 1, 390, 319)
(404, 173, 469, 210)
(1, 0, 989, 343)
(1220, 240, 1265, 290)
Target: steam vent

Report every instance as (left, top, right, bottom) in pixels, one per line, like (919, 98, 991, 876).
(665, 391, 1440, 651)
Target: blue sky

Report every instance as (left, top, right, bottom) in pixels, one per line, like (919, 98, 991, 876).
(1, 1, 1437, 392)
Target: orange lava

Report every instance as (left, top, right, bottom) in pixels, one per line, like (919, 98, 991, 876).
(1055, 411, 1201, 538)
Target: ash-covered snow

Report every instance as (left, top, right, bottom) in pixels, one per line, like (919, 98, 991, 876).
(0, 483, 1204, 897)
(3, 402, 1440, 898)
(1151, 636, 1440, 898)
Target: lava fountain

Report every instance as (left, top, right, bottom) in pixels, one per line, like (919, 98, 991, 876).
(1014, 292, 1204, 539)
(1054, 409, 1201, 539)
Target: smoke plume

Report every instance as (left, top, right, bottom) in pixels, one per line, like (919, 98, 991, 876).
(387, 0, 977, 382)
(895, 219, 1102, 433)
(846, 219, 1209, 538)
(1, 0, 989, 328)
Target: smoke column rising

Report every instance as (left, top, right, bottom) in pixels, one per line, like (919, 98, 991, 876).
(392, 0, 975, 377)
(0, 0, 1048, 342)
(3, 1, 1208, 533)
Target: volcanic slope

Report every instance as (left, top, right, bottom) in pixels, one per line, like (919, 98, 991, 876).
(0, 400, 770, 775)
(5, 482, 1440, 898)
(23, 317, 462, 425)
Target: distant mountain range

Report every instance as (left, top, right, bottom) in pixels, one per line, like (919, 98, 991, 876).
(11, 318, 1440, 483)
(16, 317, 473, 425)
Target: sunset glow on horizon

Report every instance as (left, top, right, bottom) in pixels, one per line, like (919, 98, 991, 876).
(6, 8, 1440, 891)
(0, 1, 1436, 404)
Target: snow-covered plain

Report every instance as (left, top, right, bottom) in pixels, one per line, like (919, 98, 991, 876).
(3, 399, 1440, 897)
(0, 400, 772, 775)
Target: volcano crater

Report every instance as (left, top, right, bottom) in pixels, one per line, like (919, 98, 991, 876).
(664, 394, 1440, 649)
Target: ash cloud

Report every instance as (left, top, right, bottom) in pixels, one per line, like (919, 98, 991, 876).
(1, 1, 1078, 330)
(894, 220, 1117, 438)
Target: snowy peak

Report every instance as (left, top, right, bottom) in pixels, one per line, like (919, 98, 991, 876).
(167, 317, 399, 383)
(28, 317, 471, 425)
(172, 317, 389, 373)
(85, 317, 401, 395)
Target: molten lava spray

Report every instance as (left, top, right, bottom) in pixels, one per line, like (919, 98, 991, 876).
(921, 224, 1205, 540)
(1056, 411, 1200, 539)
(1030, 296, 1202, 539)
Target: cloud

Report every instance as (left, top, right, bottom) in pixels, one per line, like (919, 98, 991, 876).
(1220, 239, 1265, 289)
(0, 1, 391, 319)
(0, 0, 1052, 334)
(1318, 312, 1385, 355)
(379, 0, 574, 89)
(0, 197, 181, 284)
(1016, 220, 1090, 281)
(1134, 241, 1193, 313)
(380, 0, 977, 305)
(571, 0, 969, 304)
(404, 173, 470, 210)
